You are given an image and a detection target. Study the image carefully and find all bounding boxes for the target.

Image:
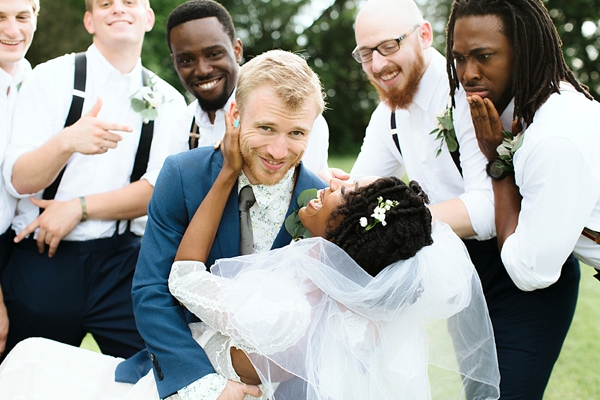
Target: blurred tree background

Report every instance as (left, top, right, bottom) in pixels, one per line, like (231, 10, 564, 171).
(28, 0, 600, 156)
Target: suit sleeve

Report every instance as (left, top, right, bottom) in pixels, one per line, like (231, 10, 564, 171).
(131, 155, 215, 398)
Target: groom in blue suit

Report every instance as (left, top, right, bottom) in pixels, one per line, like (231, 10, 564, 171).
(116, 49, 327, 399)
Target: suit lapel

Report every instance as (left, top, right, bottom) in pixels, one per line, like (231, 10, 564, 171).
(208, 153, 240, 264)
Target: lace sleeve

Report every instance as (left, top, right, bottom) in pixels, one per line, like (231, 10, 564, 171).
(168, 260, 312, 355)
(169, 261, 231, 336)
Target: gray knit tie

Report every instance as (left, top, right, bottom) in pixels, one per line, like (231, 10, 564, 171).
(238, 185, 256, 255)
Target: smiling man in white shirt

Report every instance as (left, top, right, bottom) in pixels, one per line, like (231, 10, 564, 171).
(0, 0, 38, 359)
(1, 0, 185, 360)
(166, 0, 329, 174)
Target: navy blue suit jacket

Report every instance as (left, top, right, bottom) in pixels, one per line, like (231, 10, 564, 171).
(116, 147, 326, 398)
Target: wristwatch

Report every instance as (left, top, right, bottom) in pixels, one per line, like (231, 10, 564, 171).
(486, 158, 512, 180)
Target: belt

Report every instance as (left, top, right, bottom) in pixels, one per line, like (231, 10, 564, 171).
(582, 227, 600, 244)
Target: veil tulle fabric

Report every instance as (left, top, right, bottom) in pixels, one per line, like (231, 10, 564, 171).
(169, 222, 500, 400)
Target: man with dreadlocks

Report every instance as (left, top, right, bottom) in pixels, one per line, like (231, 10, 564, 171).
(321, 0, 578, 398)
(448, 0, 599, 398)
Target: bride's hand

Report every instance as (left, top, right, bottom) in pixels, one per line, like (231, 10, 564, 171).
(220, 110, 243, 177)
(217, 380, 262, 400)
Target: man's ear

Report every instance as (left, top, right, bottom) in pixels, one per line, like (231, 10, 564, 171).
(229, 101, 240, 121)
(144, 7, 156, 32)
(418, 21, 434, 49)
(234, 38, 244, 64)
(83, 11, 95, 35)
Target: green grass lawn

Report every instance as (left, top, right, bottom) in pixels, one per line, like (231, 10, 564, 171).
(81, 154, 600, 398)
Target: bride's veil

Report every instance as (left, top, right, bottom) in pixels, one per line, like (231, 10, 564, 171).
(209, 221, 500, 400)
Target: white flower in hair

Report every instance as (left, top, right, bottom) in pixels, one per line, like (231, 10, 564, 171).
(362, 196, 399, 231)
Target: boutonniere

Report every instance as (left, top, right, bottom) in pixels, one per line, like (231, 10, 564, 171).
(429, 101, 458, 157)
(496, 130, 524, 171)
(285, 188, 318, 241)
(130, 74, 164, 124)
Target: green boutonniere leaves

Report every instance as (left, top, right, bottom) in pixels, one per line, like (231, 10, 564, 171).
(130, 75, 164, 124)
(429, 106, 458, 157)
(496, 130, 525, 171)
(285, 188, 318, 241)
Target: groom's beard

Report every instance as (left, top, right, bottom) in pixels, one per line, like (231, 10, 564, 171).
(369, 46, 426, 110)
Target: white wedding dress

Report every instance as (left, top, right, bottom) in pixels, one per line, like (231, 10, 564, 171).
(0, 222, 500, 399)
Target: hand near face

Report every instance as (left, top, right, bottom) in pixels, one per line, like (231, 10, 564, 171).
(317, 167, 350, 183)
(220, 110, 243, 177)
(468, 95, 504, 161)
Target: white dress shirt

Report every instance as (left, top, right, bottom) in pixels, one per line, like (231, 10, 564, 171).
(0, 59, 30, 234)
(3, 44, 186, 239)
(350, 50, 495, 240)
(499, 84, 600, 290)
(170, 92, 330, 174)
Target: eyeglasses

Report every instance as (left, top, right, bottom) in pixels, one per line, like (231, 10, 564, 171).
(352, 24, 421, 63)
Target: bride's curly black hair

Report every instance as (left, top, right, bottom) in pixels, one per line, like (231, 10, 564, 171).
(325, 177, 433, 277)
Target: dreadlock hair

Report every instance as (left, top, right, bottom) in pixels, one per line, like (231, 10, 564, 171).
(446, 0, 592, 126)
(325, 177, 433, 277)
(166, 0, 236, 51)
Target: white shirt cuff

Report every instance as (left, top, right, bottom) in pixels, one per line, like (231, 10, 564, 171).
(175, 374, 228, 400)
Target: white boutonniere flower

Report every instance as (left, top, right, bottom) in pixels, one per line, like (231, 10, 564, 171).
(130, 75, 165, 124)
(496, 130, 524, 171)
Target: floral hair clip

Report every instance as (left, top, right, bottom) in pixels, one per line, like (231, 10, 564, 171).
(359, 196, 400, 231)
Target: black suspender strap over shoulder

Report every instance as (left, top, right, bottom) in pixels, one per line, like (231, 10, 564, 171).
(42, 53, 88, 202)
(130, 68, 155, 183)
(189, 116, 199, 150)
(42, 53, 155, 206)
(390, 111, 402, 156)
(450, 140, 463, 176)
(65, 53, 87, 129)
(390, 110, 462, 176)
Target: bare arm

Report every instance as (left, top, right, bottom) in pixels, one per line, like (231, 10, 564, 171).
(14, 179, 153, 257)
(174, 113, 242, 263)
(174, 112, 263, 399)
(469, 95, 522, 249)
(490, 176, 521, 248)
(429, 198, 476, 238)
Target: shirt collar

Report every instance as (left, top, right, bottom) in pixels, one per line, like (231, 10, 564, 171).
(195, 88, 237, 127)
(411, 49, 447, 112)
(500, 98, 516, 131)
(86, 44, 143, 94)
(238, 167, 296, 210)
(0, 59, 31, 96)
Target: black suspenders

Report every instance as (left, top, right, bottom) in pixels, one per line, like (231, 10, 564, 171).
(189, 116, 199, 150)
(42, 52, 155, 203)
(390, 110, 463, 176)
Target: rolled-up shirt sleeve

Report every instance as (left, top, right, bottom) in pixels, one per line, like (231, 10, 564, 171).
(501, 137, 599, 291)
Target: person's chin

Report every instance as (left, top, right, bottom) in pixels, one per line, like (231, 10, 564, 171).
(253, 169, 287, 186)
